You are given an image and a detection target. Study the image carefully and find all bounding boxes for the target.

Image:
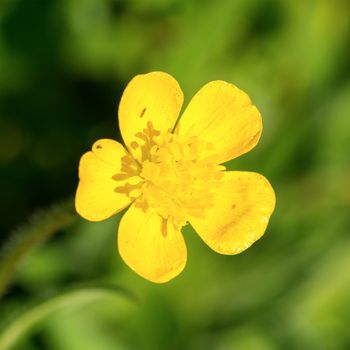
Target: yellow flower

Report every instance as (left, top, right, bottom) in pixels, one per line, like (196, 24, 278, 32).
(75, 71, 275, 283)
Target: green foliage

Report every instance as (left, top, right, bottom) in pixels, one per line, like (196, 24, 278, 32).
(0, 0, 349, 349)
(0, 284, 137, 350)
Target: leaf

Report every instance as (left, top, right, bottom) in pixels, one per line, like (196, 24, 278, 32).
(0, 284, 137, 350)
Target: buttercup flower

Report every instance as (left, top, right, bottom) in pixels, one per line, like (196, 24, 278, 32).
(75, 71, 275, 283)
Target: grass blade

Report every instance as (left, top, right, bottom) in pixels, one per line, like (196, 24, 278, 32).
(0, 284, 136, 350)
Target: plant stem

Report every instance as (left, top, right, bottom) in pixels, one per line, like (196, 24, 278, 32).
(0, 199, 76, 297)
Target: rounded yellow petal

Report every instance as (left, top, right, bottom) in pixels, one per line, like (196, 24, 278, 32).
(75, 139, 133, 221)
(176, 81, 262, 164)
(190, 171, 275, 255)
(118, 204, 187, 283)
(118, 71, 184, 160)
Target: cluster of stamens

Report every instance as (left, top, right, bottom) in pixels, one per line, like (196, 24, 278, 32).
(114, 122, 225, 229)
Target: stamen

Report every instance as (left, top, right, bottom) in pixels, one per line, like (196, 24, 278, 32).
(113, 123, 225, 229)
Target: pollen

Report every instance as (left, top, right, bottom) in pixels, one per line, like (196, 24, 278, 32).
(114, 122, 225, 229)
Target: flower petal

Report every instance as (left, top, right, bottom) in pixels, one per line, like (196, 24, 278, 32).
(190, 171, 275, 255)
(75, 139, 133, 221)
(176, 81, 262, 164)
(118, 71, 184, 159)
(118, 203, 187, 283)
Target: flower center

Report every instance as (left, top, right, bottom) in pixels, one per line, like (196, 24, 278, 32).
(115, 122, 225, 229)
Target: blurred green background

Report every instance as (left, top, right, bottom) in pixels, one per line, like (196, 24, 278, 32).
(1, 0, 350, 349)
